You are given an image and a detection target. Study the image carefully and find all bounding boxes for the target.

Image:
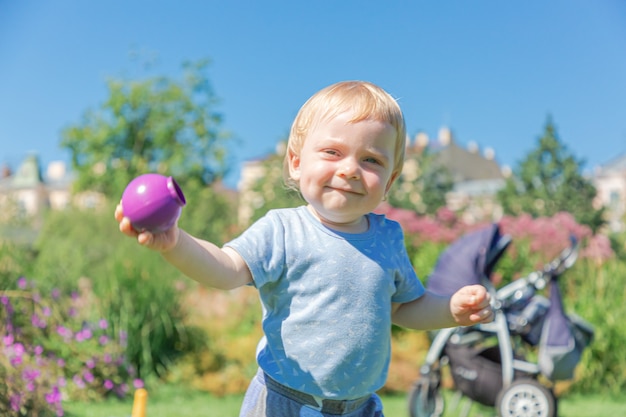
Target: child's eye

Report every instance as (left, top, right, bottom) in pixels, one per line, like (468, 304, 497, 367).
(364, 157, 381, 165)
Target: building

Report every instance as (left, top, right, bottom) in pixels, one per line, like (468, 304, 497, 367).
(406, 127, 508, 223)
(0, 155, 75, 224)
(592, 153, 626, 232)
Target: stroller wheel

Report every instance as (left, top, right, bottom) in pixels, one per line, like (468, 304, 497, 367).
(408, 377, 444, 417)
(495, 379, 556, 417)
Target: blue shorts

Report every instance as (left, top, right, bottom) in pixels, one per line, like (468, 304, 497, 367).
(239, 369, 384, 417)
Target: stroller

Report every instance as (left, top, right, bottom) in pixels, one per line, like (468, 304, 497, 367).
(408, 224, 594, 417)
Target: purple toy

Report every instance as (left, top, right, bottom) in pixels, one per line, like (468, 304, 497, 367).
(121, 173, 186, 233)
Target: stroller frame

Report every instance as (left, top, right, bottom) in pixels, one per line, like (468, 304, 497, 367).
(408, 224, 592, 417)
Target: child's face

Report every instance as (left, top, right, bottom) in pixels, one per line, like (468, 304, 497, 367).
(288, 111, 398, 231)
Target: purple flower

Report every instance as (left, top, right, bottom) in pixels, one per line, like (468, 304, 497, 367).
(3, 334, 14, 346)
(32, 313, 47, 329)
(75, 328, 93, 342)
(34, 345, 44, 355)
(56, 326, 73, 340)
(23, 367, 41, 382)
(17, 276, 27, 289)
(133, 379, 144, 389)
(51, 288, 61, 300)
(98, 319, 108, 329)
(83, 371, 95, 383)
(45, 386, 62, 405)
(3, 298, 14, 314)
(42, 306, 52, 317)
(104, 379, 114, 390)
(103, 353, 112, 363)
(9, 342, 25, 366)
(72, 374, 85, 389)
(99, 335, 109, 345)
(12, 342, 25, 356)
(86, 358, 96, 369)
(10, 393, 21, 412)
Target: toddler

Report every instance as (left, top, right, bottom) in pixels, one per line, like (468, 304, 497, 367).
(115, 80, 493, 417)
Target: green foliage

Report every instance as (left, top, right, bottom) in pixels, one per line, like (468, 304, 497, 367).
(177, 180, 240, 241)
(245, 152, 304, 225)
(29, 202, 221, 381)
(388, 147, 453, 215)
(0, 241, 35, 285)
(99, 257, 205, 380)
(30, 205, 118, 292)
(564, 258, 626, 396)
(60, 59, 231, 199)
(497, 117, 605, 231)
(63, 388, 626, 417)
(1, 276, 137, 416)
(406, 240, 447, 284)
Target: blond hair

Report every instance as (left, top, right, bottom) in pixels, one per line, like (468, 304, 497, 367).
(283, 81, 407, 189)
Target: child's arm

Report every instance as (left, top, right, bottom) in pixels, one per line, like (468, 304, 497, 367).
(391, 285, 493, 330)
(115, 204, 252, 290)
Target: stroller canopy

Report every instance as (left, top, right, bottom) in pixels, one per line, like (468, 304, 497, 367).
(427, 223, 510, 296)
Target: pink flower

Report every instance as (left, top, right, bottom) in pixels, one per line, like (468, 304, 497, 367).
(83, 371, 95, 383)
(17, 276, 27, 289)
(45, 386, 62, 405)
(3, 334, 14, 346)
(10, 393, 21, 412)
(56, 326, 73, 339)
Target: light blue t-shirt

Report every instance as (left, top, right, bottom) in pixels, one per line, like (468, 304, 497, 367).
(225, 206, 425, 400)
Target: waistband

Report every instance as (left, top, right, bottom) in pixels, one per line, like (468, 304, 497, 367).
(262, 371, 372, 415)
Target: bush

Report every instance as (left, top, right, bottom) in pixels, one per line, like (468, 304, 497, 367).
(380, 207, 622, 396)
(30, 200, 222, 381)
(1, 276, 140, 416)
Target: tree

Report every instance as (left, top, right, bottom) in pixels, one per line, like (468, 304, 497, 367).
(244, 145, 304, 225)
(388, 146, 453, 215)
(61, 59, 231, 199)
(497, 117, 605, 231)
(52, 59, 240, 380)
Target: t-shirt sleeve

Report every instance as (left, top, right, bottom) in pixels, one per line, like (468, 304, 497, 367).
(390, 222, 425, 303)
(224, 211, 286, 288)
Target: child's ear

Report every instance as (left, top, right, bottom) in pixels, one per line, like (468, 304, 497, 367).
(385, 171, 400, 194)
(288, 148, 301, 181)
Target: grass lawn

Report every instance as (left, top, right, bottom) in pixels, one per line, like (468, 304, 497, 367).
(64, 385, 626, 417)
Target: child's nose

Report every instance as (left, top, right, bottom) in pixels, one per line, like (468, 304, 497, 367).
(338, 159, 360, 179)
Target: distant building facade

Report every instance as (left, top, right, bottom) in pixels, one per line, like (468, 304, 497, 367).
(0, 154, 105, 226)
(406, 127, 508, 224)
(592, 153, 626, 232)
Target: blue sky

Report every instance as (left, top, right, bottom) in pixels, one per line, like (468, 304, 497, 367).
(1, 1, 625, 188)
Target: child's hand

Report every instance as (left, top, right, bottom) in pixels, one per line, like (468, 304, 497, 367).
(450, 285, 493, 326)
(114, 203, 180, 252)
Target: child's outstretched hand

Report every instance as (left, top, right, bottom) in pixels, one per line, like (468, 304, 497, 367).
(450, 285, 494, 326)
(114, 203, 180, 252)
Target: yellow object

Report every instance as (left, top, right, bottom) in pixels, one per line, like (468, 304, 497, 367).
(131, 388, 148, 417)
